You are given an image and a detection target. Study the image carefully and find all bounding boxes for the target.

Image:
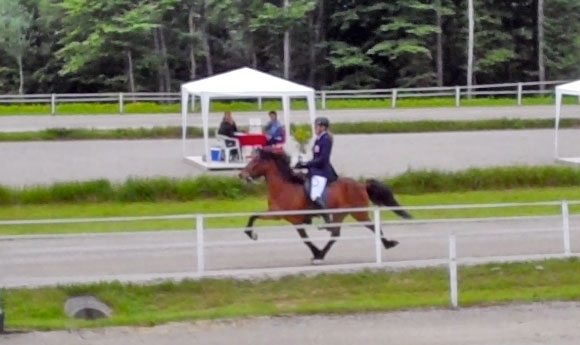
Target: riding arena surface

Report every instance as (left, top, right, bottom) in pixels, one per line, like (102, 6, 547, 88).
(2, 105, 580, 343)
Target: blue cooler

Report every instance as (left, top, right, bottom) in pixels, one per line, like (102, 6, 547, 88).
(210, 147, 223, 161)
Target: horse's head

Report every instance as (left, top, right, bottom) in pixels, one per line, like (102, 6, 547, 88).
(238, 147, 303, 184)
(238, 148, 278, 182)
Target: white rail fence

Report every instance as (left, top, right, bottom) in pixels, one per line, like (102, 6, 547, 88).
(1, 200, 579, 308)
(0, 79, 577, 115)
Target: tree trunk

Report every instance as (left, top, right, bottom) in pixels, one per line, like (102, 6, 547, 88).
(126, 50, 136, 94)
(159, 26, 171, 92)
(435, 0, 444, 86)
(188, 5, 197, 80)
(537, 0, 545, 91)
(467, 0, 474, 98)
(283, 0, 291, 79)
(200, 0, 213, 75)
(250, 39, 258, 69)
(153, 29, 164, 92)
(316, 0, 326, 87)
(17, 55, 24, 95)
(308, 13, 316, 86)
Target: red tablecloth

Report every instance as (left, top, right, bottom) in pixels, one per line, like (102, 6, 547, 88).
(234, 133, 267, 146)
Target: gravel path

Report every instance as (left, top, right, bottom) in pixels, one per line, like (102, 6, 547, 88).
(3, 302, 580, 345)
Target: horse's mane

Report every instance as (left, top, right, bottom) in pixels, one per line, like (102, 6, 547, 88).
(258, 149, 306, 185)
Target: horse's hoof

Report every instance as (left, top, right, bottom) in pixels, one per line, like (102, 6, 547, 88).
(311, 258, 324, 265)
(244, 230, 258, 241)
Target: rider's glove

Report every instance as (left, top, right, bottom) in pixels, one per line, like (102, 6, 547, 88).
(294, 161, 307, 169)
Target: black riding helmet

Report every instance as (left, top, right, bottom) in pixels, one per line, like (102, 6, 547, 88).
(315, 116, 330, 128)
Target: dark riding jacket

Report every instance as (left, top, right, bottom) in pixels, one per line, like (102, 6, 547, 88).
(304, 131, 338, 182)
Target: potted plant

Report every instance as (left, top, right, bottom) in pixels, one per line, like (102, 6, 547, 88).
(291, 125, 312, 163)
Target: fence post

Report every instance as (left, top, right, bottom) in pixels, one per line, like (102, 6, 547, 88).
(516, 82, 523, 105)
(321, 91, 326, 110)
(562, 200, 571, 257)
(448, 233, 459, 308)
(50, 94, 56, 115)
(119, 92, 124, 114)
(196, 214, 205, 275)
(455, 86, 461, 107)
(373, 208, 382, 264)
(391, 89, 397, 108)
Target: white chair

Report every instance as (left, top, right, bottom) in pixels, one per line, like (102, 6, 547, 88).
(248, 118, 262, 134)
(216, 134, 242, 163)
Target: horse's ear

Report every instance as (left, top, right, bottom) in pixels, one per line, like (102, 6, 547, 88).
(253, 147, 264, 159)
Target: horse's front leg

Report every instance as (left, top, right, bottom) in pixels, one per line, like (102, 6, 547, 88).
(244, 214, 261, 241)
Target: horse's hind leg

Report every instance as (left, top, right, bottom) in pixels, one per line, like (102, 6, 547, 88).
(295, 228, 323, 262)
(351, 211, 399, 250)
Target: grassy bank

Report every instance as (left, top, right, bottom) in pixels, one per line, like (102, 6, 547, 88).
(0, 94, 579, 115)
(1, 186, 579, 236)
(1, 165, 579, 207)
(4, 257, 580, 330)
(0, 117, 577, 142)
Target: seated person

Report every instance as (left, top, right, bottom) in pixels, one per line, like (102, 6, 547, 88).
(264, 110, 285, 146)
(217, 111, 239, 159)
(218, 110, 238, 137)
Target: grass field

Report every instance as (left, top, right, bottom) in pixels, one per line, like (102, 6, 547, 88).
(3, 257, 580, 330)
(0, 94, 578, 115)
(1, 187, 579, 236)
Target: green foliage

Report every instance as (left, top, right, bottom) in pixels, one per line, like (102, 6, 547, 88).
(544, 0, 580, 80)
(0, 0, 579, 94)
(388, 165, 580, 194)
(1, 165, 580, 206)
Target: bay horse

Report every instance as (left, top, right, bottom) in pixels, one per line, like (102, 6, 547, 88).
(238, 148, 412, 263)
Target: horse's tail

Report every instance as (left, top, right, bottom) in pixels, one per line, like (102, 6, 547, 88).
(365, 179, 412, 219)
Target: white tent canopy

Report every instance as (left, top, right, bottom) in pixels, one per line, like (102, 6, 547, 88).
(554, 79, 580, 163)
(180, 67, 317, 167)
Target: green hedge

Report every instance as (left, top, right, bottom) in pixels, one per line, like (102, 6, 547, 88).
(1, 165, 579, 205)
(0, 118, 577, 142)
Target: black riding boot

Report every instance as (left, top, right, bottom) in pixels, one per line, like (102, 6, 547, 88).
(313, 197, 332, 224)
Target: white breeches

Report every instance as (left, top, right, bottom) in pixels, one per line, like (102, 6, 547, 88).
(310, 175, 327, 201)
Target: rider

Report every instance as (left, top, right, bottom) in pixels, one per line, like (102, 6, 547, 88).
(294, 116, 338, 224)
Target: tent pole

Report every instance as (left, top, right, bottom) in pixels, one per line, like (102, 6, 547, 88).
(307, 92, 316, 140)
(181, 87, 189, 158)
(282, 95, 290, 151)
(201, 93, 210, 164)
(555, 89, 561, 159)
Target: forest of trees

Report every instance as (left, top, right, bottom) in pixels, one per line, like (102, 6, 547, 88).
(0, 0, 579, 95)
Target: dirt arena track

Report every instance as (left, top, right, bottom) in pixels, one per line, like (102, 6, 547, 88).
(1, 128, 579, 186)
(0, 104, 578, 132)
(2, 215, 580, 288)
